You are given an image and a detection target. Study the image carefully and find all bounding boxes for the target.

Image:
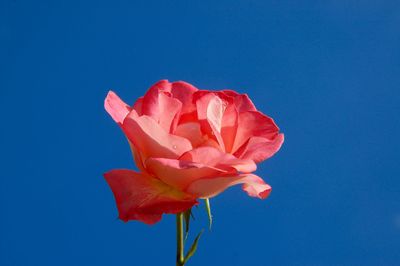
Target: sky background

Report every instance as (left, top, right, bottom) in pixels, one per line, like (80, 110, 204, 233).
(1, 1, 400, 265)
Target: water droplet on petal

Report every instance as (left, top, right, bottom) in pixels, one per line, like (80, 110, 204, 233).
(173, 145, 177, 149)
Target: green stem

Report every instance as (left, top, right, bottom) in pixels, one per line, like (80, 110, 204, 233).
(176, 213, 185, 266)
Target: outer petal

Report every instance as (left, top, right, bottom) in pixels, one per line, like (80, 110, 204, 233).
(145, 158, 226, 190)
(186, 173, 271, 199)
(104, 91, 131, 124)
(132, 97, 143, 116)
(232, 111, 281, 154)
(141, 80, 182, 133)
(235, 134, 284, 163)
(122, 111, 193, 159)
(128, 140, 147, 173)
(241, 174, 272, 199)
(227, 91, 257, 112)
(141, 80, 172, 118)
(170, 81, 198, 115)
(104, 169, 197, 224)
(195, 90, 234, 106)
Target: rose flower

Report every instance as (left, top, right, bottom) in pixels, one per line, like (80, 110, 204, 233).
(104, 80, 284, 224)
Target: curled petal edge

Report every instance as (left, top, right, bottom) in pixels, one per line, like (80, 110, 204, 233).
(185, 173, 271, 199)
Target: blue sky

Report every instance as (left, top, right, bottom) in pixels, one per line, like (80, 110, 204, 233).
(1, 1, 400, 265)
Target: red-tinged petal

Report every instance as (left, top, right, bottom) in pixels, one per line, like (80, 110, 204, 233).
(194, 89, 256, 112)
(207, 96, 224, 133)
(186, 173, 271, 199)
(221, 104, 238, 153)
(180, 146, 256, 173)
(104, 169, 197, 224)
(177, 110, 198, 125)
(132, 97, 143, 116)
(170, 81, 198, 115)
(140, 80, 182, 133)
(157, 92, 182, 132)
(235, 134, 284, 163)
(104, 91, 131, 124)
(141, 80, 172, 117)
(232, 111, 280, 154)
(220, 90, 239, 98)
(233, 93, 257, 112)
(196, 90, 235, 105)
(122, 111, 193, 159)
(235, 94, 257, 113)
(220, 90, 256, 112)
(196, 93, 223, 131)
(145, 158, 226, 190)
(195, 93, 226, 150)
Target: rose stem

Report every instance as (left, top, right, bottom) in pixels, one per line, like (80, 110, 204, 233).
(176, 213, 185, 266)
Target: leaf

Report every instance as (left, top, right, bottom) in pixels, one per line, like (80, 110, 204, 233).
(183, 208, 192, 242)
(183, 229, 204, 264)
(204, 198, 212, 230)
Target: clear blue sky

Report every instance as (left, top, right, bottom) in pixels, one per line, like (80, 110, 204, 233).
(1, 1, 399, 265)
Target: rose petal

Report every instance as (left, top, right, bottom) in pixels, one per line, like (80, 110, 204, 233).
(174, 122, 204, 147)
(180, 146, 256, 173)
(122, 111, 193, 159)
(196, 93, 223, 132)
(145, 158, 226, 190)
(233, 93, 257, 112)
(132, 97, 143, 115)
(232, 111, 281, 154)
(104, 169, 197, 224)
(170, 81, 198, 115)
(141, 80, 172, 118)
(186, 173, 271, 199)
(157, 92, 182, 132)
(221, 104, 238, 152)
(127, 140, 147, 173)
(235, 134, 284, 163)
(104, 91, 131, 124)
(140, 80, 182, 133)
(196, 93, 226, 150)
(242, 175, 272, 199)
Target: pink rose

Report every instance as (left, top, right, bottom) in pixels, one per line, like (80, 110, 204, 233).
(104, 80, 284, 224)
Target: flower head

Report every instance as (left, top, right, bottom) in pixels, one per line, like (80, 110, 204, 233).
(104, 80, 284, 224)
